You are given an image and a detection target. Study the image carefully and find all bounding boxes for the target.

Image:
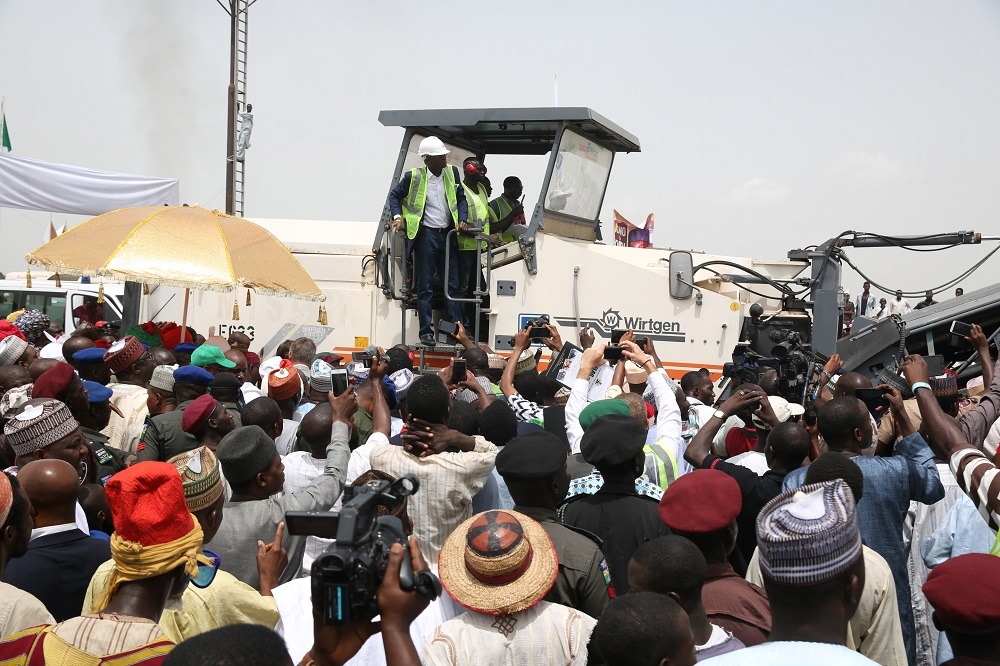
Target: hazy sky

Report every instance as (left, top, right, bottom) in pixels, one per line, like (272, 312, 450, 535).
(2, 0, 999, 300)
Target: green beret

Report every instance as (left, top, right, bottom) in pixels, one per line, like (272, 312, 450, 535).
(579, 399, 632, 431)
(495, 432, 568, 481)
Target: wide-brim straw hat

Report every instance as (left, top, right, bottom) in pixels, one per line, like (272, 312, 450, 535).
(438, 509, 558, 615)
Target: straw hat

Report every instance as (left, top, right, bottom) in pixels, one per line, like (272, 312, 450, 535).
(438, 510, 558, 615)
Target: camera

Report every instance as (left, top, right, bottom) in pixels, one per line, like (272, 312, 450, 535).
(284, 474, 441, 624)
(723, 326, 820, 404)
(353, 345, 389, 369)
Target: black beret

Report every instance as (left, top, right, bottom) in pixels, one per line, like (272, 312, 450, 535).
(495, 432, 568, 481)
(216, 425, 277, 484)
(210, 372, 242, 389)
(581, 414, 646, 468)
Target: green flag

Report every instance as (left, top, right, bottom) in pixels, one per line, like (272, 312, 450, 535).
(0, 106, 9, 153)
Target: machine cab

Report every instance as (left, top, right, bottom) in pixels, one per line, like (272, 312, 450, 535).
(372, 107, 640, 345)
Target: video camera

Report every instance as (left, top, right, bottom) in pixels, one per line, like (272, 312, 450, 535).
(285, 474, 441, 624)
(723, 328, 823, 404)
(352, 344, 390, 370)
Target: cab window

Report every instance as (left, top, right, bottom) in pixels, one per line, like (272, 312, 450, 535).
(70, 294, 104, 328)
(0, 291, 17, 320)
(24, 292, 66, 327)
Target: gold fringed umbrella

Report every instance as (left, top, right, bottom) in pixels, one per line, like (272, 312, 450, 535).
(25, 205, 326, 334)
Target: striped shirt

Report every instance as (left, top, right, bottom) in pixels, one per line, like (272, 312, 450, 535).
(949, 447, 1000, 531)
(369, 435, 498, 566)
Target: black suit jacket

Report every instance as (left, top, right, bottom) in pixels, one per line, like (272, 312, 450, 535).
(3, 528, 111, 621)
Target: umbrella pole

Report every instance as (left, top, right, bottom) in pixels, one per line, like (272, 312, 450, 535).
(181, 288, 190, 343)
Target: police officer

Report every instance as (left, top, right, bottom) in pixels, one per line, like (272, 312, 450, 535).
(135, 365, 214, 462)
(387, 136, 468, 346)
(78, 380, 132, 485)
(496, 431, 611, 617)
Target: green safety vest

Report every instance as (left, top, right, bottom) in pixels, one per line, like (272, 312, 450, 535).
(459, 182, 491, 251)
(400, 166, 461, 240)
(489, 195, 522, 244)
(643, 440, 679, 491)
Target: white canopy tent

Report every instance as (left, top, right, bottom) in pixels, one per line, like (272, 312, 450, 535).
(0, 153, 179, 216)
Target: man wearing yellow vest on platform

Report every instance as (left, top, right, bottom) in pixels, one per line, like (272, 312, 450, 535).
(489, 176, 527, 244)
(388, 136, 468, 346)
(458, 157, 499, 328)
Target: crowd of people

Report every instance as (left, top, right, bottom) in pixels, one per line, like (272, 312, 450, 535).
(845, 283, 966, 333)
(0, 300, 995, 665)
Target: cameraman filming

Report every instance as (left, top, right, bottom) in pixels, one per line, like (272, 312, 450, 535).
(213, 388, 359, 588)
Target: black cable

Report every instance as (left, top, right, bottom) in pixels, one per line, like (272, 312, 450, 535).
(692, 260, 796, 296)
(695, 267, 790, 300)
(840, 243, 1000, 297)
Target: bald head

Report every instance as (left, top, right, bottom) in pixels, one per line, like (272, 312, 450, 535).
(300, 403, 333, 457)
(150, 347, 176, 366)
(28, 359, 59, 382)
(62, 336, 94, 366)
(833, 372, 873, 398)
(18, 459, 80, 526)
(0, 365, 31, 393)
(228, 332, 251, 351)
(224, 349, 247, 383)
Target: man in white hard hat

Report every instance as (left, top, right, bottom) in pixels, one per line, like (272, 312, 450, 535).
(388, 136, 468, 346)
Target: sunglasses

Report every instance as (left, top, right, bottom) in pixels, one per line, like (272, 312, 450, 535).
(191, 549, 221, 589)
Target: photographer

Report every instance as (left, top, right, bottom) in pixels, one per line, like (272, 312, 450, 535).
(302, 537, 429, 666)
(565, 342, 676, 458)
(500, 326, 559, 428)
(212, 387, 358, 589)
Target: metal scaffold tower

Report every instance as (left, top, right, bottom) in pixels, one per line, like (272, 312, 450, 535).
(218, 0, 256, 217)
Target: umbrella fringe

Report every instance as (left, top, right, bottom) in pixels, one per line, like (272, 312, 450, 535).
(21, 259, 327, 302)
(25, 270, 31, 289)
(233, 299, 240, 321)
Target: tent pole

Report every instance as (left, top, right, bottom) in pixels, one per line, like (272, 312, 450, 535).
(180, 288, 190, 342)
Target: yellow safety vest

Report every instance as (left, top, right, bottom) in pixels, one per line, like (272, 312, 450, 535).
(400, 166, 460, 240)
(459, 182, 490, 251)
(643, 440, 679, 491)
(489, 195, 522, 244)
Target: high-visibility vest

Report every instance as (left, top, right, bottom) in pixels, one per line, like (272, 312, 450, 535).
(459, 182, 490, 251)
(400, 166, 460, 240)
(489, 195, 522, 244)
(643, 440, 679, 491)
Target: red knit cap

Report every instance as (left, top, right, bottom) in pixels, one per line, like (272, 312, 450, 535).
(182, 394, 218, 435)
(105, 461, 195, 546)
(31, 362, 77, 401)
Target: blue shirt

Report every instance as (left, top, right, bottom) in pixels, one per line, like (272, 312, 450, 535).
(783, 434, 944, 666)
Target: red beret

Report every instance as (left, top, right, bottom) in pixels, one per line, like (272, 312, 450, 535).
(93, 339, 110, 350)
(181, 394, 219, 435)
(659, 469, 742, 534)
(105, 461, 195, 546)
(923, 553, 1000, 634)
(244, 351, 261, 365)
(31, 362, 77, 401)
(644, 401, 655, 420)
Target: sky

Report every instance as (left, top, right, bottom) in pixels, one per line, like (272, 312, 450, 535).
(2, 0, 1000, 301)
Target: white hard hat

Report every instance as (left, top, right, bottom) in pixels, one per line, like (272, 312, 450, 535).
(417, 136, 450, 157)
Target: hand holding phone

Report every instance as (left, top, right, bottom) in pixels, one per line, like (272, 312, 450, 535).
(451, 359, 467, 385)
(603, 345, 625, 362)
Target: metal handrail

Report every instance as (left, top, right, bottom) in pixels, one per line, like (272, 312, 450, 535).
(444, 227, 488, 344)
